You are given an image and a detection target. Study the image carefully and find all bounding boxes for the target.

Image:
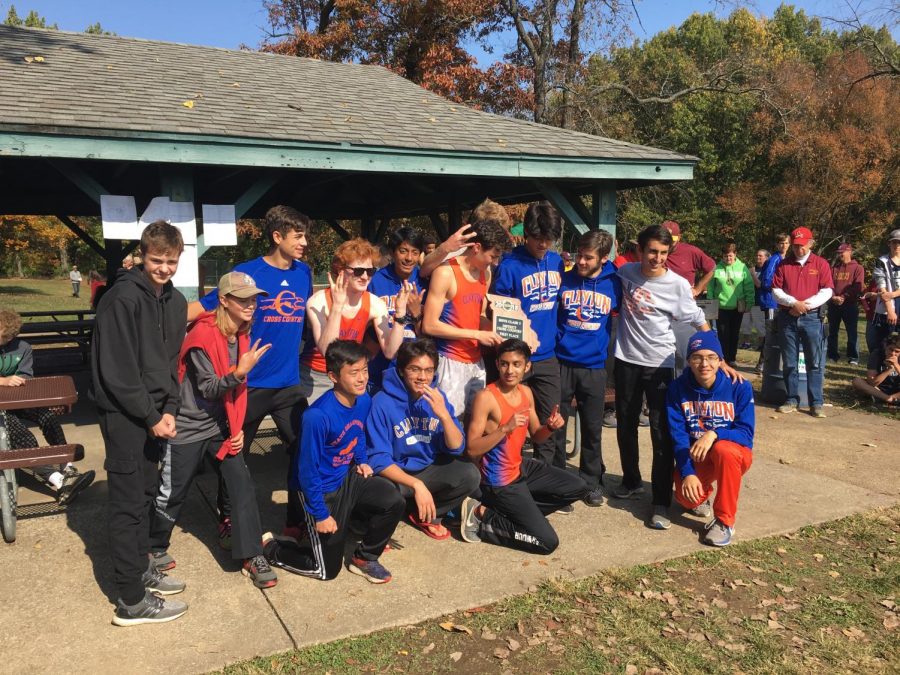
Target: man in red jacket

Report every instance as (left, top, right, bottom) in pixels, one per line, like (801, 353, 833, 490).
(773, 227, 834, 417)
(827, 243, 865, 365)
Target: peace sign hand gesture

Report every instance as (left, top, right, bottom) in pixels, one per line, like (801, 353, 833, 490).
(328, 269, 349, 309)
(235, 339, 272, 379)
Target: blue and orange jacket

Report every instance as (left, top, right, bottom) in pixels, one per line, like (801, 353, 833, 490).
(666, 370, 755, 479)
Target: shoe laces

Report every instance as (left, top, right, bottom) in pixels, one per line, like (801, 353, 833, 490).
(249, 554, 272, 575)
(147, 565, 166, 584)
(704, 518, 720, 532)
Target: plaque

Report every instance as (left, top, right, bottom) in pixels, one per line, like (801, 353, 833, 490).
(487, 294, 539, 351)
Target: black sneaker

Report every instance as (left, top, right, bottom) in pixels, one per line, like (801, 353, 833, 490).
(243, 554, 278, 589)
(112, 591, 188, 627)
(57, 468, 95, 505)
(142, 564, 186, 595)
(554, 503, 575, 515)
(583, 488, 605, 507)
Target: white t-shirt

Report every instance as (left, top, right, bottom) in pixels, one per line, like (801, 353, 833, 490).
(69, 270, 82, 282)
(306, 289, 389, 326)
(615, 263, 707, 368)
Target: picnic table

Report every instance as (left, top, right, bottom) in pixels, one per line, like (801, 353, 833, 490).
(18, 310, 95, 368)
(0, 376, 84, 543)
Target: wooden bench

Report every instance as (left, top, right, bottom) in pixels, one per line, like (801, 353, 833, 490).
(18, 311, 95, 369)
(0, 444, 84, 471)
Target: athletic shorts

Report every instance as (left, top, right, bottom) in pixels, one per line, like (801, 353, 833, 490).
(436, 356, 484, 418)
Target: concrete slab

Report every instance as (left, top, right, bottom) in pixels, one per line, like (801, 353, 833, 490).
(1, 380, 897, 674)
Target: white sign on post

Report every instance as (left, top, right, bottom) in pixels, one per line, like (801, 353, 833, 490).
(100, 195, 140, 239)
(138, 196, 171, 230)
(201, 204, 238, 246)
(166, 201, 197, 245)
(171, 245, 199, 288)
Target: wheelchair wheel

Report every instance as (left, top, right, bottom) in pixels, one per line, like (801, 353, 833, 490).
(0, 468, 17, 543)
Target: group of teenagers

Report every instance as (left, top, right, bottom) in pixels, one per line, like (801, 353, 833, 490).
(91, 201, 760, 627)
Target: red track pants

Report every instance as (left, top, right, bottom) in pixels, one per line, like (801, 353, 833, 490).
(673, 439, 753, 527)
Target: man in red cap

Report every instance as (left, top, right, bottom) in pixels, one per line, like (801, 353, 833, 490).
(772, 227, 834, 417)
(661, 221, 716, 371)
(828, 243, 865, 365)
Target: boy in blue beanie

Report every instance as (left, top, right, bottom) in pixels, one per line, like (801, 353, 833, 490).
(665, 331, 755, 546)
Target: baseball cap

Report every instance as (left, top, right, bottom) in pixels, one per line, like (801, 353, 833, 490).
(837, 243, 852, 253)
(687, 330, 724, 360)
(791, 227, 813, 245)
(662, 220, 681, 237)
(218, 272, 268, 299)
(889, 229, 900, 242)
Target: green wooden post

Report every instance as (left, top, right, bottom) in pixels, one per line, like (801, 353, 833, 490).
(535, 180, 589, 235)
(594, 186, 617, 257)
(160, 169, 199, 301)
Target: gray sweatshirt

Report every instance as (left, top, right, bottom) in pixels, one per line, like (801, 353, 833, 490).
(615, 263, 707, 368)
(172, 343, 242, 446)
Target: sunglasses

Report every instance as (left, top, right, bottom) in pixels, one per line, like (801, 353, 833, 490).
(346, 267, 377, 278)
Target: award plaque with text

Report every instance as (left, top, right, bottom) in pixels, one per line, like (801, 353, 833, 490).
(487, 294, 539, 351)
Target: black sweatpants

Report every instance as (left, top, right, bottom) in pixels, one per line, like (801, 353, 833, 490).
(525, 356, 563, 467)
(558, 364, 607, 489)
(614, 358, 674, 507)
(150, 436, 263, 560)
(290, 470, 404, 580)
(218, 384, 307, 526)
(5, 407, 67, 481)
(478, 458, 588, 555)
(717, 308, 744, 364)
(99, 410, 163, 605)
(397, 455, 481, 517)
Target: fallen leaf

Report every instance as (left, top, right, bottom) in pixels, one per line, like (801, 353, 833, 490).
(549, 644, 565, 654)
(439, 622, 471, 634)
(778, 458, 793, 464)
(813, 553, 825, 562)
(776, 583, 795, 593)
(507, 638, 520, 651)
(828, 571, 841, 578)
(883, 614, 899, 630)
(879, 599, 896, 610)
(34, 55, 45, 62)
(768, 619, 784, 630)
(449, 652, 462, 662)
(182, 100, 194, 109)
(24, 56, 34, 63)
(688, 632, 705, 642)
(231, 82, 240, 87)
(842, 627, 865, 640)
(422, 643, 435, 654)
(712, 598, 728, 609)
(748, 565, 765, 573)
(861, 442, 877, 447)
(481, 628, 497, 641)
(625, 666, 639, 675)
(776, 547, 788, 555)
(397, 650, 408, 656)
(752, 578, 769, 587)
(493, 647, 510, 659)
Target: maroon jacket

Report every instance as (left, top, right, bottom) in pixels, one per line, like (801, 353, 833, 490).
(831, 260, 865, 303)
(773, 252, 834, 304)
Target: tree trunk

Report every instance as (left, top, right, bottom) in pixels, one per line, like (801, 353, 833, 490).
(562, 0, 586, 128)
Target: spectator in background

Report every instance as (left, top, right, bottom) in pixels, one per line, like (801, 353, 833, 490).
(869, 229, 900, 351)
(661, 221, 716, 372)
(851, 333, 900, 407)
(492, 201, 565, 470)
(69, 265, 82, 298)
(757, 233, 790, 373)
(748, 249, 770, 372)
(708, 240, 754, 367)
(772, 227, 834, 418)
(827, 243, 865, 365)
(0, 308, 95, 505)
(88, 269, 107, 310)
(613, 239, 639, 268)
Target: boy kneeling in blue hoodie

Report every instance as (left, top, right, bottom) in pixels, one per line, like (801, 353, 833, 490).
(666, 331, 755, 546)
(367, 339, 480, 540)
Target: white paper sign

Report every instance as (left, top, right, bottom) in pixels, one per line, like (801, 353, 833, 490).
(171, 244, 199, 287)
(139, 196, 171, 229)
(201, 204, 237, 245)
(100, 195, 140, 239)
(167, 201, 197, 245)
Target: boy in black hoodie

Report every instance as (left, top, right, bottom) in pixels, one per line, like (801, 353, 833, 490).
(92, 221, 189, 626)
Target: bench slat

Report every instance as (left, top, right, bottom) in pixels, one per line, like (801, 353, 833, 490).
(0, 444, 84, 470)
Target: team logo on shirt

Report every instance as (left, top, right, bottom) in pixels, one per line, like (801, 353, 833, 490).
(680, 400, 737, 439)
(520, 271, 561, 311)
(258, 291, 306, 321)
(623, 285, 655, 315)
(330, 419, 364, 467)
(394, 415, 440, 441)
(561, 289, 612, 324)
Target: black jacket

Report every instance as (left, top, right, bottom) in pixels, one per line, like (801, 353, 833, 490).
(91, 267, 187, 428)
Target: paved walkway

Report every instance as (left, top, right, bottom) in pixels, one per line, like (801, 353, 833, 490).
(1, 371, 897, 674)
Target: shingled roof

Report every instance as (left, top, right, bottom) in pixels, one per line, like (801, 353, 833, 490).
(0, 24, 693, 164)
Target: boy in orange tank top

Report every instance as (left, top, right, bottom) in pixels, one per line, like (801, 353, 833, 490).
(459, 340, 588, 554)
(422, 218, 510, 417)
(302, 238, 412, 404)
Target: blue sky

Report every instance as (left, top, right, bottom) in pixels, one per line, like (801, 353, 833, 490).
(3, 0, 895, 55)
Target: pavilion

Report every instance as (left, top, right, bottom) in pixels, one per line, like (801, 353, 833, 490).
(0, 24, 696, 295)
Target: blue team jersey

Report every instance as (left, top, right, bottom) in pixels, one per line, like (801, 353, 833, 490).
(292, 390, 371, 521)
(200, 256, 312, 389)
(367, 264, 423, 389)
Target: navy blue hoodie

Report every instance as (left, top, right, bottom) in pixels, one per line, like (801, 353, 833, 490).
(556, 262, 621, 369)
(366, 367, 465, 474)
(666, 370, 755, 479)
(493, 245, 563, 361)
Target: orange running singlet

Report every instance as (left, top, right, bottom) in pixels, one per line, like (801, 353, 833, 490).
(480, 383, 530, 487)
(437, 259, 486, 364)
(301, 289, 371, 373)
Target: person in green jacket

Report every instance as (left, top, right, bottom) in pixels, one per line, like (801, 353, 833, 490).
(709, 241, 755, 366)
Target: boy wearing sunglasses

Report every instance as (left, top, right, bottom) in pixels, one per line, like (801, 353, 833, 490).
(302, 238, 411, 404)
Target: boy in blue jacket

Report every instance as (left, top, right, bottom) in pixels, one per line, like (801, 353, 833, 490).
(666, 331, 755, 546)
(367, 339, 480, 539)
(492, 201, 565, 468)
(265, 340, 404, 583)
(555, 229, 621, 506)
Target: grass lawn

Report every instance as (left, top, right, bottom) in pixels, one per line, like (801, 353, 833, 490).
(222, 506, 899, 674)
(0, 277, 93, 315)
